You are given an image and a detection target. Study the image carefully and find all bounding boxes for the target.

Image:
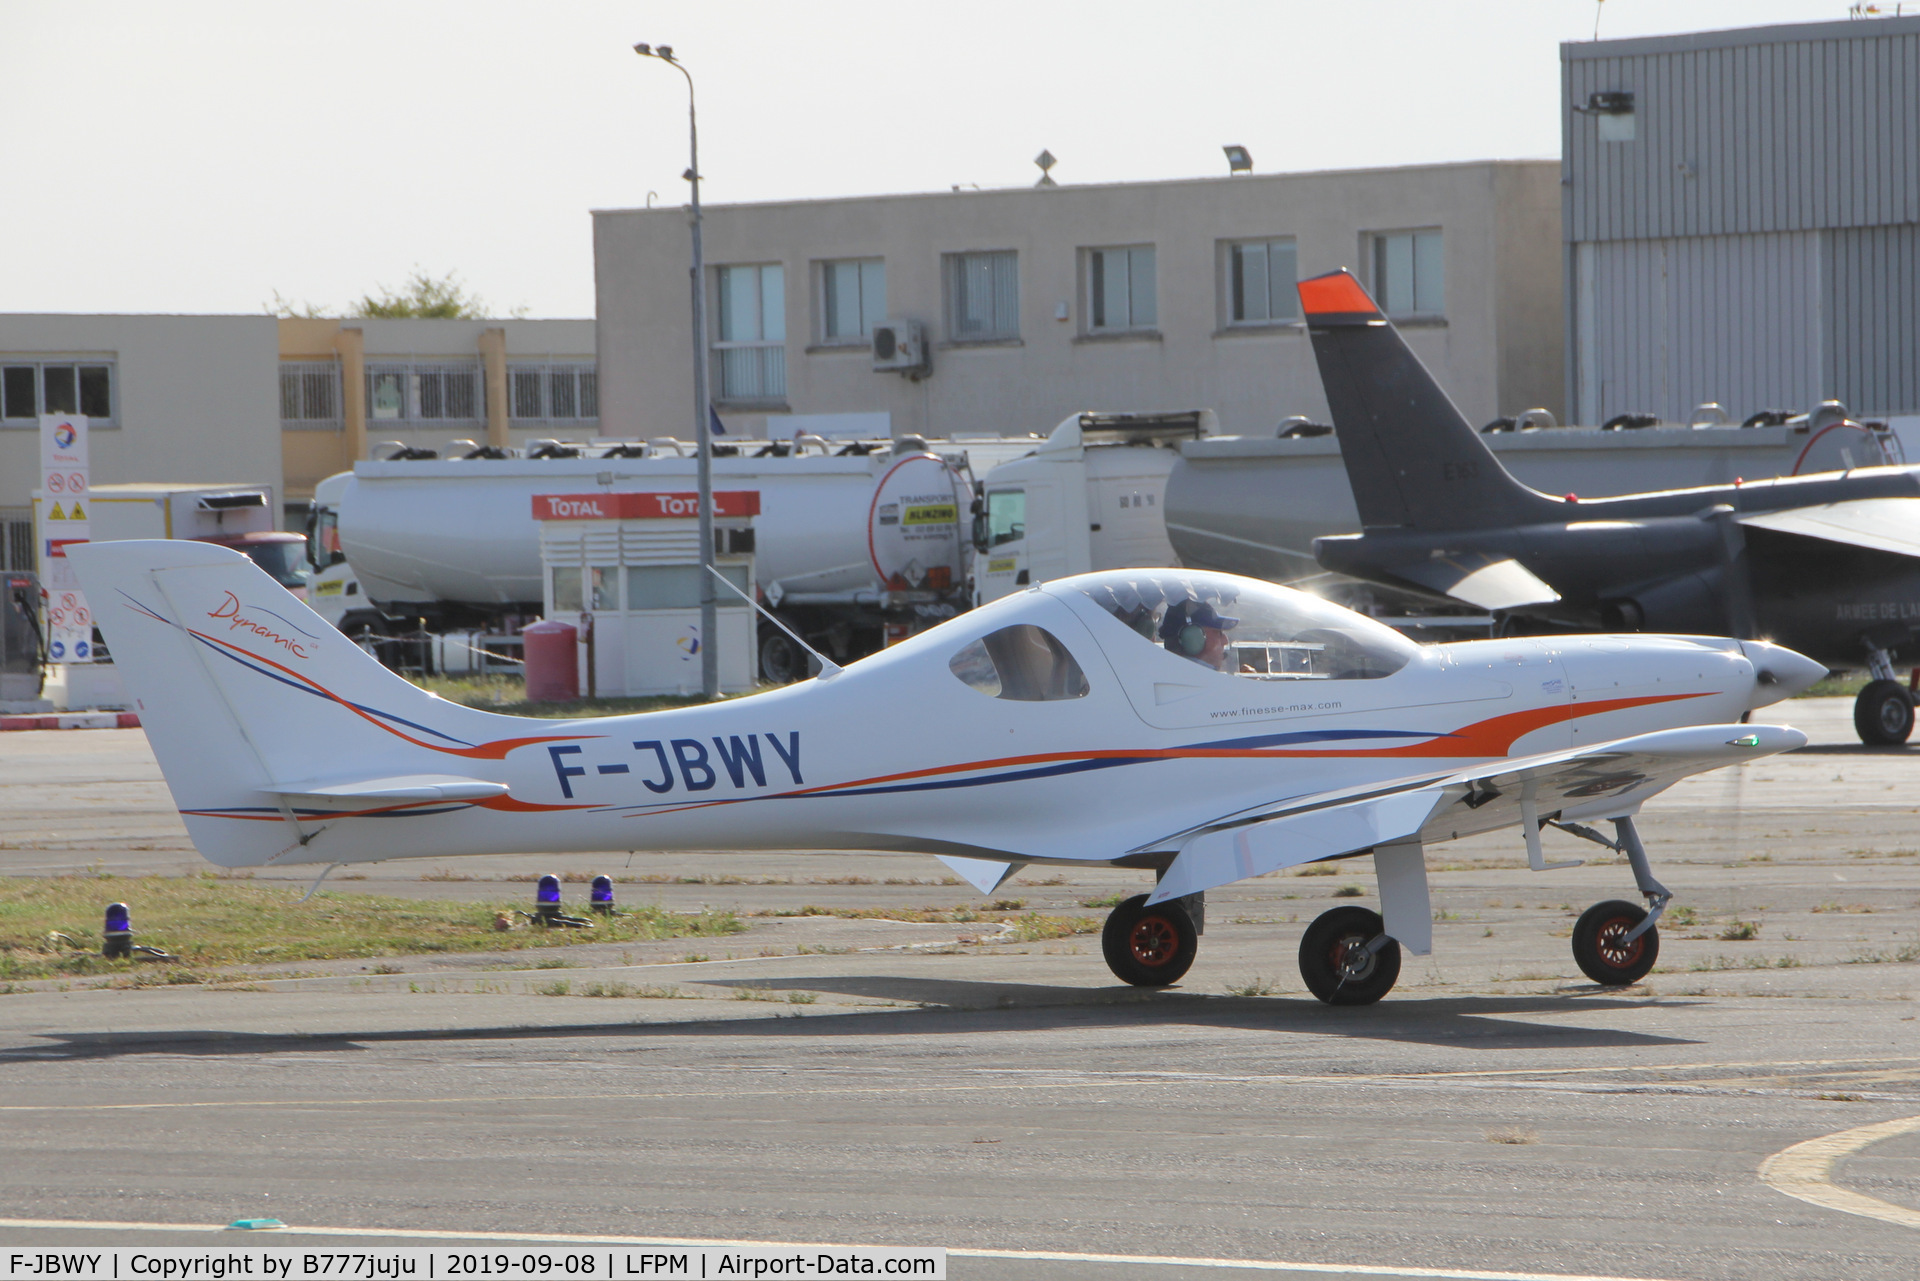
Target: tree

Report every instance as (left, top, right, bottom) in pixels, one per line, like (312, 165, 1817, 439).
(350, 268, 490, 319)
(262, 268, 498, 320)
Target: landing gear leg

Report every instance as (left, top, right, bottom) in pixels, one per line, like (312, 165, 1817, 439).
(1556, 815, 1668, 985)
(1854, 647, 1913, 745)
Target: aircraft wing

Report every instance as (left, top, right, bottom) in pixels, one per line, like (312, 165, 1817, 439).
(1146, 723, 1802, 904)
(1739, 497, 1920, 558)
(1379, 551, 1562, 610)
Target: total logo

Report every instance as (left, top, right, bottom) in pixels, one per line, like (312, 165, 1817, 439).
(676, 627, 701, 661)
(52, 421, 77, 450)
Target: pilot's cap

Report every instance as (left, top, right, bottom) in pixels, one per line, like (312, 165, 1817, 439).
(1159, 599, 1239, 644)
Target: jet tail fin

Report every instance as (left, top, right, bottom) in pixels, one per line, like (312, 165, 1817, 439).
(68, 540, 571, 867)
(1298, 270, 1563, 531)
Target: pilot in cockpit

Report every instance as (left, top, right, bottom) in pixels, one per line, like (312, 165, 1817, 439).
(1158, 599, 1239, 672)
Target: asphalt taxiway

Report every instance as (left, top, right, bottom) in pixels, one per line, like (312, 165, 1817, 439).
(0, 699, 1915, 1279)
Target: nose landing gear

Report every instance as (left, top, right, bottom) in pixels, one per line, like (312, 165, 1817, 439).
(1553, 814, 1670, 987)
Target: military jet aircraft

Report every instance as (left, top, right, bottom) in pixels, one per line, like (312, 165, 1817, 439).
(1299, 268, 1920, 745)
(72, 539, 1820, 1003)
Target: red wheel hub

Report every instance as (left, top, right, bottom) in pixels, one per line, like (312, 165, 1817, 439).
(1129, 915, 1180, 967)
(1593, 916, 1645, 970)
(1330, 934, 1375, 981)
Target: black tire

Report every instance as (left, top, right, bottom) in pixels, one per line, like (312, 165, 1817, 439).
(1100, 894, 1197, 987)
(759, 627, 804, 685)
(1298, 906, 1401, 1006)
(1853, 679, 1914, 745)
(1571, 899, 1659, 985)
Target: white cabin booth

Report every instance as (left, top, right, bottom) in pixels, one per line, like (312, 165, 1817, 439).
(533, 490, 758, 696)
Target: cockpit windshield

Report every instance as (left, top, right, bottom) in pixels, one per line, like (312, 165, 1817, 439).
(1075, 570, 1416, 681)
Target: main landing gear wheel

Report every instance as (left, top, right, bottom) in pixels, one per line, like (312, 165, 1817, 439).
(1298, 906, 1401, 1006)
(1853, 679, 1914, 745)
(1571, 899, 1659, 986)
(1101, 894, 1197, 987)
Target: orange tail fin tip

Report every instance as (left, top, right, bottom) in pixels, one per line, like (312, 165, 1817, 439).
(1297, 270, 1381, 318)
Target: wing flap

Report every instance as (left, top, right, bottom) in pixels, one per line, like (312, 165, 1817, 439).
(1739, 498, 1920, 558)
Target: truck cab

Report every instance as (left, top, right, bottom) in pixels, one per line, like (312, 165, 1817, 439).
(972, 411, 1212, 605)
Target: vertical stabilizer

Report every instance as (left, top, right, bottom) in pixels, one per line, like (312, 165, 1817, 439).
(1298, 271, 1562, 531)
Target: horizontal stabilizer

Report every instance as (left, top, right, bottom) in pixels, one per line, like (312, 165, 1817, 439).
(267, 774, 510, 805)
(1148, 723, 1804, 903)
(1739, 498, 1920, 558)
(1388, 553, 1561, 610)
(937, 854, 1027, 895)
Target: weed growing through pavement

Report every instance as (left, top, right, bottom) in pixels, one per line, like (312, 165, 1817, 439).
(1719, 919, 1762, 941)
(1485, 1127, 1539, 1145)
(1224, 975, 1279, 997)
(1333, 885, 1366, 898)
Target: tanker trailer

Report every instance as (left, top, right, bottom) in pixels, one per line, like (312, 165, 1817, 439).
(316, 437, 1013, 682)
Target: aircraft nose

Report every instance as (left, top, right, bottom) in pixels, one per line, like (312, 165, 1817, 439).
(1739, 640, 1829, 706)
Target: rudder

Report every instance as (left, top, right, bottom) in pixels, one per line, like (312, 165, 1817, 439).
(1298, 270, 1562, 531)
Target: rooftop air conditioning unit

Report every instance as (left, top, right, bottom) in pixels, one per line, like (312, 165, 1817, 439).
(871, 318, 930, 378)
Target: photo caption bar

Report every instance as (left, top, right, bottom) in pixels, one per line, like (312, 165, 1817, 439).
(3, 1250, 945, 1281)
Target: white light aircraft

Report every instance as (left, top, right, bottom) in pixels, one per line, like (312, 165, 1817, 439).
(73, 540, 1823, 1004)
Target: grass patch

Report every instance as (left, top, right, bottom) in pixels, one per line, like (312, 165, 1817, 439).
(1004, 913, 1101, 942)
(1224, 975, 1279, 997)
(1485, 1126, 1539, 1145)
(1802, 673, 1867, 698)
(1332, 885, 1366, 898)
(733, 988, 818, 1004)
(1080, 893, 1128, 909)
(578, 980, 692, 999)
(408, 674, 759, 719)
(1846, 942, 1920, 965)
(1294, 864, 1338, 876)
(1718, 919, 1762, 941)
(0, 876, 742, 981)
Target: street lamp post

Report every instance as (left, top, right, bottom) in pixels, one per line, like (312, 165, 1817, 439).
(635, 41, 718, 700)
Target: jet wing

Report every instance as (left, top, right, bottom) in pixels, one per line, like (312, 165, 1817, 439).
(1738, 498, 1920, 559)
(1146, 723, 1803, 904)
(1383, 552, 1561, 610)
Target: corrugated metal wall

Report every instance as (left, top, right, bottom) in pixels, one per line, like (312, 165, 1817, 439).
(1826, 222, 1920, 415)
(1576, 232, 1819, 424)
(1565, 20, 1920, 242)
(1566, 17, 1920, 420)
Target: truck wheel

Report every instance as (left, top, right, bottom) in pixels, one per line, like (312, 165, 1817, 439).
(759, 628, 804, 685)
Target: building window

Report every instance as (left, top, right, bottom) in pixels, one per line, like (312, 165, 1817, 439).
(819, 259, 886, 342)
(280, 361, 342, 429)
(1371, 229, 1444, 318)
(510, 362, 598, 422)
(1087, 246, 1156, 332)
(713, 263, 786, 402)
(943, 250, 1019, 341)
(1, 359, 114, 425)
(1228, 238, 1298, 324)
(364, 361, 483, 423)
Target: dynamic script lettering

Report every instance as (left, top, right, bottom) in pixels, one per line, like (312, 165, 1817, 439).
(207, 592, 311, 659)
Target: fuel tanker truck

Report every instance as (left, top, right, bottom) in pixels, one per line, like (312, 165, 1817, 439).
(307, 435, 1039, 682)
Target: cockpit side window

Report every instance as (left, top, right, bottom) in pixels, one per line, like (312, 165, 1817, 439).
(1078, 572, 1415, 681)
(949, 625, 1090, 701)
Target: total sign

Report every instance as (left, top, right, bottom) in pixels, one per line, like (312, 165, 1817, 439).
(40, 414, 92, 663)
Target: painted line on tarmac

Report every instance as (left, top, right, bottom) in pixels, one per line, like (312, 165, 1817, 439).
(0, 1217, 1683, 1279)
(1758, 1113, 1920, 1230)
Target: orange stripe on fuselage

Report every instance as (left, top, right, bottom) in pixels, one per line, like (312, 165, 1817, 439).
(620, 691, 1714, 816)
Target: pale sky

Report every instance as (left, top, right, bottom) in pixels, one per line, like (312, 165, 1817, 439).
(0, 0, 1867, 318)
